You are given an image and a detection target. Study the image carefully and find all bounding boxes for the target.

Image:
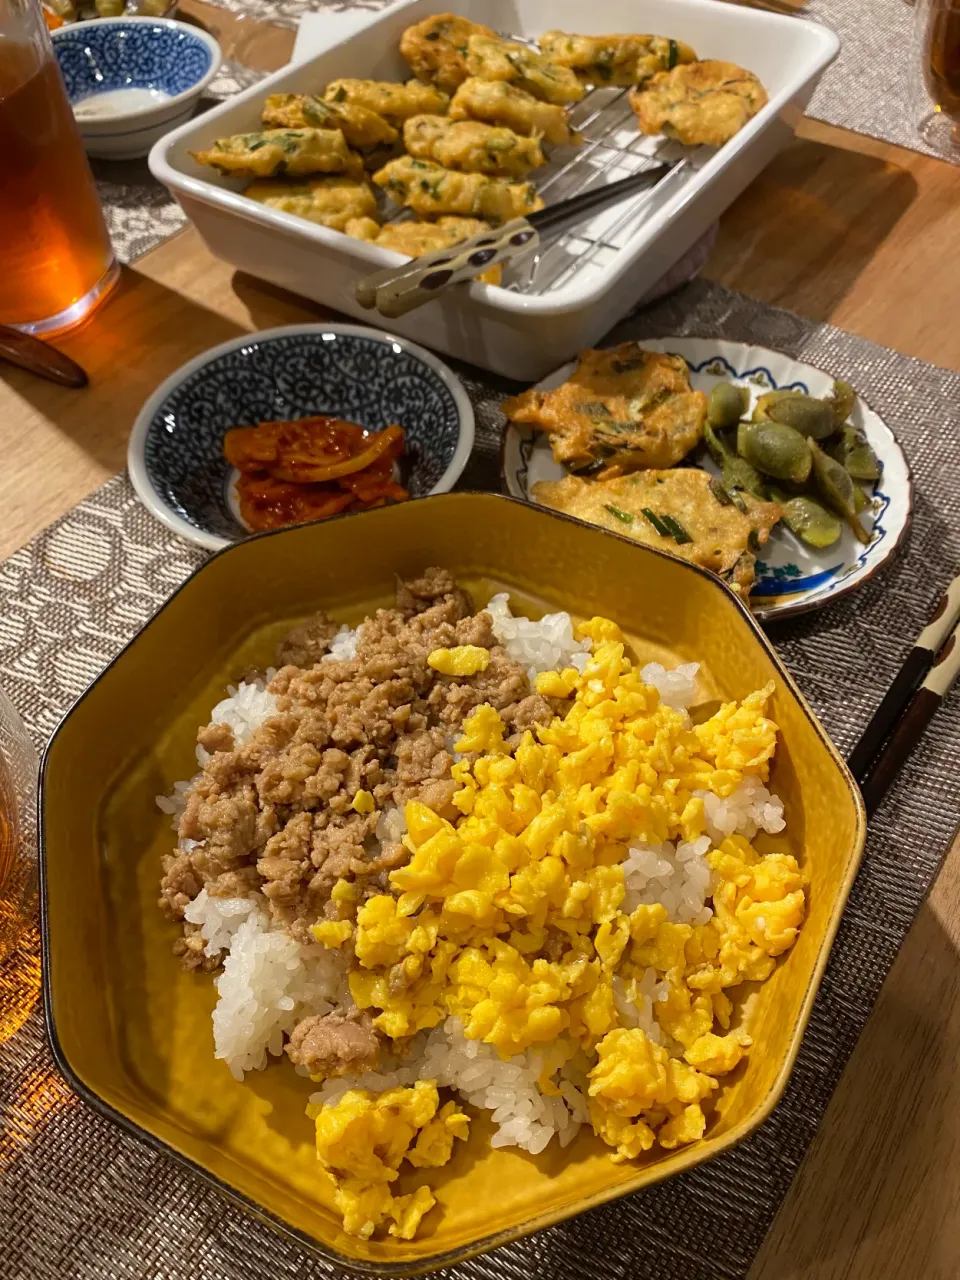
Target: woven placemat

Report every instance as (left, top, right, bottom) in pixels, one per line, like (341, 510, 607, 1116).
(2, 278, 960, 1280)
(803, 0, 942, 159)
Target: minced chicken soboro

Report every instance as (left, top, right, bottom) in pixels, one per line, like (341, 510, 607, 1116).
(157, 569, 806, 1242)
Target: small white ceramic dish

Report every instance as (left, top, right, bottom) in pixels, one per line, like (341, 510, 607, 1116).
(501, 338, 913, 620)
(127, 323, 476, 550)
(54, 17, 221, 160)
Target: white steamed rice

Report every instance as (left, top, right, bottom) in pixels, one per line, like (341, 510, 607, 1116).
(485, 593, 592, 680)
(323, 624, 361, 662)
(160, 601, 788, 1149)
(622, 836, 714, 925)
(311, 1017, 590, 1154)
(185, 889, 350, 1079)
(640, 661, 700, 711)
(155, 676, 278, 826)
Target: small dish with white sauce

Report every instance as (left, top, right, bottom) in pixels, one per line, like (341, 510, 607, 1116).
(53, 16, 221, 160)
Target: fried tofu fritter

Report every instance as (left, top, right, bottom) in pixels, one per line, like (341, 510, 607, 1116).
(539, 30, 697, 87)
(533, 470, 781, 597)
(464, 34, 585, 105)
(630, 59, 767, 147)
(245, 176, 377, 231)
(449, 78, 577, 147)
(323, 78, 449, 122)
(191, 128, 361, 179)
(502, 345, 707, 475)
(403, 114, 545, 175)
(348, 215, 503, 285)
(373, 155, 543, 221)
(261, 93, 398, 149)
(345, 216, 382, 241)
(399, 12, 496, 92)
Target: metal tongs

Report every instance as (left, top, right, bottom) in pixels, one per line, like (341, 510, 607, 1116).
(355, 161, 677, 318)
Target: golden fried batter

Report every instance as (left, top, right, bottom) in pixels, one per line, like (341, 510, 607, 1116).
(539, 30, 697, 87)
(399, 13, 496, 92)
(190, 128, 361, 179)
(449, 77, 577, 146)
(502, 344, 707, 475)
(533, 469, 781, 597)
(403, 114, 545, 175)
(629, 59, 767, 147)
(344, 215, 382, 241)
(373, 155, 543, 221)
(464, 34, 585, 105)
(261, 93, 398, 149)
(323, 78, 449, 121)
(245, 176, 378, 230)
(349, 215, 503, 285)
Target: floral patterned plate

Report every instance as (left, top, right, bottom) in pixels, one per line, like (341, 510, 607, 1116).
(128, 324, 474, 551)
(501, 338, 913, 621)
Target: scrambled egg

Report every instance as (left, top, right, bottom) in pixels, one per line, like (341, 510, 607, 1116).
(312, 615, 806, 1237)
(309, 1081, 469, 1239)
(427, 645, 491, 676)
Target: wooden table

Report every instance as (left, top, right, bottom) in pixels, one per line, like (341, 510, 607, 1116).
(3, 117, 960, 1279)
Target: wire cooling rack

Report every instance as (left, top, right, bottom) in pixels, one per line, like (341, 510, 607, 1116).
(376, 40, 703, 297)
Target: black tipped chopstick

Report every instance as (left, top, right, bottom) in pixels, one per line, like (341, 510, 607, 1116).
(847, 572, 960, 814)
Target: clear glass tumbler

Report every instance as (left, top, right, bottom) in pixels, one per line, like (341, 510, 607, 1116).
(0, 0, 119, 334)
(912, 0, 960, 159)
(0, 686, 37, 964)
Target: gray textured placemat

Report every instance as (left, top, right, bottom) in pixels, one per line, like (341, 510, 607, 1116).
(2, 278, 959, 1280)
(803, 0, 941, 159)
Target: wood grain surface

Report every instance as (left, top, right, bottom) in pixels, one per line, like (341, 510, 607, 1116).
(1, 116, 959, 1280)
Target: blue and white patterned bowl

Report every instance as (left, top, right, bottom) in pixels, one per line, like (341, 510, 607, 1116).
(128, 324, 476, 550)
(54, 18, 221, 160)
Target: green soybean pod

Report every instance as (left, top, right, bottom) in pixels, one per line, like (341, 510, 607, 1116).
(752, 389, 804, 422)
(707, 382, 749, 429)
(737, 419, 812, 484)
(722, 454, 765, 500)
(825, 378, 857, 426)
(768, 486, 842, 549)
(828, 426, 881, 482)
(810, 440, 870, 543)
(767, 393, 836, 441)
(704, 423, 764, 499)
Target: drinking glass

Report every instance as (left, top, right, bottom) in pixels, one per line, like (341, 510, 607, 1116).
(0, 686, 37, 964)
(912, 0, 960, 159)
(0, 0, 119, 334)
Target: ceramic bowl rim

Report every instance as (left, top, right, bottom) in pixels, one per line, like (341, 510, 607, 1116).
(37, 491, 867, 1275)
(126, 322, 477, 550)
(53, 16, 222, 123)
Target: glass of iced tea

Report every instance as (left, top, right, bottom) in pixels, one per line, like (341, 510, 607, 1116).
(912, 0, 960, 157)
(0, 686, 37, 963)
(0, 0, 119, 334)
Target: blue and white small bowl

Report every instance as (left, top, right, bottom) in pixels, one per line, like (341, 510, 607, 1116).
(54, 17, 221, 161)
(128, 324, 476, 550)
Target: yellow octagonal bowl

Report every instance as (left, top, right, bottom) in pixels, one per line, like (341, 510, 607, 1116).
(39, 492, 866, 1274)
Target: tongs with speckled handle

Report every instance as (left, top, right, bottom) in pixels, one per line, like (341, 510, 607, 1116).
(355, 161, 676, 318)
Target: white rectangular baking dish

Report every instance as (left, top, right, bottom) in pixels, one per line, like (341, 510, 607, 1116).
(150, 0, 838, 379)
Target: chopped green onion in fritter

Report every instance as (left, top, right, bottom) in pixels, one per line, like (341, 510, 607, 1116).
(604, 504, 635, 525)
